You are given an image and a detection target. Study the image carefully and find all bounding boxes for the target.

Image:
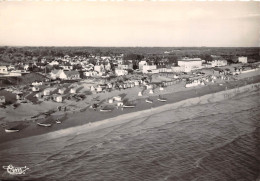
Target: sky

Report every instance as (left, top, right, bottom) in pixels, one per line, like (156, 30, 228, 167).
(0, 1, 259, 47)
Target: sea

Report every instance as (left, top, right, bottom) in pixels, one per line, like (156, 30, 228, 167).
(0, 88, 259, 181)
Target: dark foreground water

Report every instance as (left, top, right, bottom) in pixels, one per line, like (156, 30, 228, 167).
(0, 89, 260, 181)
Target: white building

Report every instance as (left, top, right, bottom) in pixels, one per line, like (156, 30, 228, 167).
(211, 59, 228, 67)
(178, 58, 202, 72)
(238, 57, 248, 64)
(140, 61, 157, 74)
(0, 66, 8, 74)
(115, 69, 128, 76)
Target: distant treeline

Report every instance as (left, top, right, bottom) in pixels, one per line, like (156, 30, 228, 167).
(0, 46, 259, 64)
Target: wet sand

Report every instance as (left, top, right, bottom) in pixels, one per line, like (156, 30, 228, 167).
(0, 74, 260, 144)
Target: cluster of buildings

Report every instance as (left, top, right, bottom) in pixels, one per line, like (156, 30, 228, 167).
(0, 53, 250, 81)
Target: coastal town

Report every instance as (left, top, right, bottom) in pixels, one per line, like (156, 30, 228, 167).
(0, 49, 260, 136)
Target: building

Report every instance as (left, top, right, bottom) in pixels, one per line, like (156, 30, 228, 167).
(238, 57, 248, 64)
(43, 89, 51, 96)
(0, 96, 5, 104)
(58, 88, 66, 94)
(50, 69, 63, 80)
(32, 87, 40, 92)
(0, 66, 8, 74)
(115, 69, 128, 76)
(70, 88, 76, 94)
(177, 58, 202, 72)
(139, 61, 157, 74)
(210, 59, 228, 67)
(118, 60, 133, 70)
(59, 70, 80, 80)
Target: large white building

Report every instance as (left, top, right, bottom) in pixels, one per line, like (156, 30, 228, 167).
(238, 57, 248, 64)
(177, 58, 202, 72)
(138, 61, 157, 73)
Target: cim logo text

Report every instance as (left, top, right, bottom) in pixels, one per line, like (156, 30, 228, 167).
(3, 164, 29, 175)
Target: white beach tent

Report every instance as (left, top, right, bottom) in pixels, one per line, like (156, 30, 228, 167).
(138, 92, 143, 96)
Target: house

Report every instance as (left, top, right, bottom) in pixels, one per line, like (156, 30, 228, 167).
(0, 96, 5, 104)
(142, 62, 157, 74)
(94, 64, 105, 73)
(32, 87, 40, 92)
(53, 95, 62, 102)
(70, 88, 76, 94)
(138, 61, 147, 71)
(58, 88, 66, 94)
(24, 64, 30, 71)
(60, 62, 73, 70)
(238, 57, 248, 64)
(210, 59, 228, 67)
(59, 70, 80, 80)
(84, 71, 98, 77)
(16, 93, 24, 100)
(50, 69, 63, 80)
(118, 60, 133, 70)
(49, 60, 59, 66)
(157, 63, 167, 73)
(43, 89, 51, 96)
(115, 68, 128, 76)
(114, 96, 122, 101)
(35, 93, 42, 98)
(0, 66, 8, 74)
(177, 58, 202, 72)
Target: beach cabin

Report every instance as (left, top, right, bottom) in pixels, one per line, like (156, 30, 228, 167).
(138, 92, 143, 96)
(0, 96, 5, 104)
(114, 96, 122, 102)
(70, 88, 76, 94)
(117, 102, 124, 107)
(58, 88, 66, 95)
(43, 89, 51, 96)
(32, 87, 40, 92)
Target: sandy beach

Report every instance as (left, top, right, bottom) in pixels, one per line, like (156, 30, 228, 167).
(0, 69, 260, 144)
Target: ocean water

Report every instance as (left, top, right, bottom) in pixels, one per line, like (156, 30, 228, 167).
(0, 89, 259, 181)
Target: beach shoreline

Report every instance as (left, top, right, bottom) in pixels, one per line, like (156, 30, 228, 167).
(1, 72, 260, 144)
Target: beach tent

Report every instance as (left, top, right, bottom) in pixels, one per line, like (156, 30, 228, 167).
(138, 92, 143, 96)
(159, 87, 164, 91)
(108, 99, 114, 104)
(149, 90, 154, 94)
